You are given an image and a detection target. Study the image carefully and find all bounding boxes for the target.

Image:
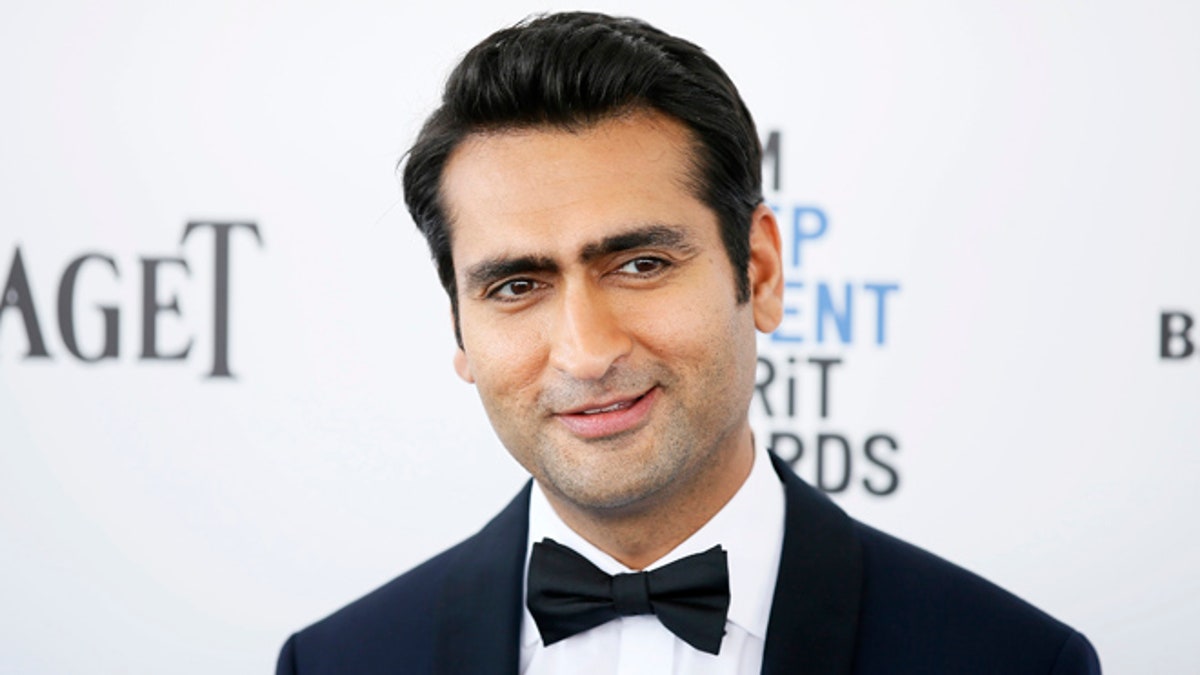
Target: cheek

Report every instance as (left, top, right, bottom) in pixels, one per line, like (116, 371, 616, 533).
(630, 280, 747, 351)
(623, 314, 735, 383)
(460, 316, 548, 398)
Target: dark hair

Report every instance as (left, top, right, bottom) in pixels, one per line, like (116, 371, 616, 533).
(402, 12, 763, 342)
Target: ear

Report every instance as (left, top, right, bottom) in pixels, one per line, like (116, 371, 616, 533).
(451, 305, 475, 383)
(453, 347, 475, 383)
(747, 203, 784, 333)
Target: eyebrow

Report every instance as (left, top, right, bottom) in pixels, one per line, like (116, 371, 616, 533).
(462, 223, 697, 294)
(464, 255, 560, 294)
(579, 224, 694, 263)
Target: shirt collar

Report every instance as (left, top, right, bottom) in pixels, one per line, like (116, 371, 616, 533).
(522, 439, 786, 647)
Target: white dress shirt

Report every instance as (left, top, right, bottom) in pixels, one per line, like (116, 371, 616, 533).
(520, 442, 786, 675)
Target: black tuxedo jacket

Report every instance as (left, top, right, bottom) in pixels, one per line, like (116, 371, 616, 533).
(278, 454, 1100, 674)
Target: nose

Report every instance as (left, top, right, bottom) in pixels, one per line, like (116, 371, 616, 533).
(548, 282, 633, 381)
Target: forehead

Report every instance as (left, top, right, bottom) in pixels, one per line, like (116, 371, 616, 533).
(439, 112, 715, 266)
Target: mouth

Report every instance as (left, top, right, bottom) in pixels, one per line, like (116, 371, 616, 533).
(572, 396, 642, 415)
(554, 387, 658, 440)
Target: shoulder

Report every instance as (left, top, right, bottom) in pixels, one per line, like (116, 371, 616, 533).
(278, 540, 467, 675)
(850, 522, 1100, 673)
(768, 452, 1099, 672)
(276, 483, 532, 675)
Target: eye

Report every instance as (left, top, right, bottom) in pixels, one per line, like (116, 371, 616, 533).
(489, 278, 542, 300)
(616, 257, 670, 276)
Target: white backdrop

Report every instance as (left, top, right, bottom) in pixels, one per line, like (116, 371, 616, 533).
(1, 2, 1197, 673)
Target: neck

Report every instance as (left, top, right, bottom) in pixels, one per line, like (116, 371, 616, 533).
(540, 427, 755, 570)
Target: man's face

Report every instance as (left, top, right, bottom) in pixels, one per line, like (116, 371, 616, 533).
(441, 111, 783, 518)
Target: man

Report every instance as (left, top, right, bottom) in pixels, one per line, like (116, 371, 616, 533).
(278, 12, 1100, 674)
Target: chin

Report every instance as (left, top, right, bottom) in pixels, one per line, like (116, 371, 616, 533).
(545, 464, 679, 515)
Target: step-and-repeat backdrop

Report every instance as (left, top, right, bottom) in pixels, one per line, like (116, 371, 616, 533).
(2, 2, 1196, 672)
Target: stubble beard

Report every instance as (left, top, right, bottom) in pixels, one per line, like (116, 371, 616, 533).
(527, 372, 747, 523)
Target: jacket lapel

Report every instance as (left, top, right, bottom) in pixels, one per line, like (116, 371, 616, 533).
(427, 457, 864, 675)
(761, 452, 864, 675)
(433, 482, 532, 675)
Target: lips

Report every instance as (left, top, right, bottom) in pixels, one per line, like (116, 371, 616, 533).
(555, 387, 658, 439)
(579, 399, 635, 414)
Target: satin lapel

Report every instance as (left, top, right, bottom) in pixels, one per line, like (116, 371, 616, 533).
(433, 482, 532, 675)
(761, 452, 863, 675)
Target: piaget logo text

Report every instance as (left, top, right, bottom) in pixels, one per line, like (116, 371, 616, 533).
(0, 221, 262, 378)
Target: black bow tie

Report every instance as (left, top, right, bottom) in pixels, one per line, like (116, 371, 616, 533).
(526, 538, 731, 655)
